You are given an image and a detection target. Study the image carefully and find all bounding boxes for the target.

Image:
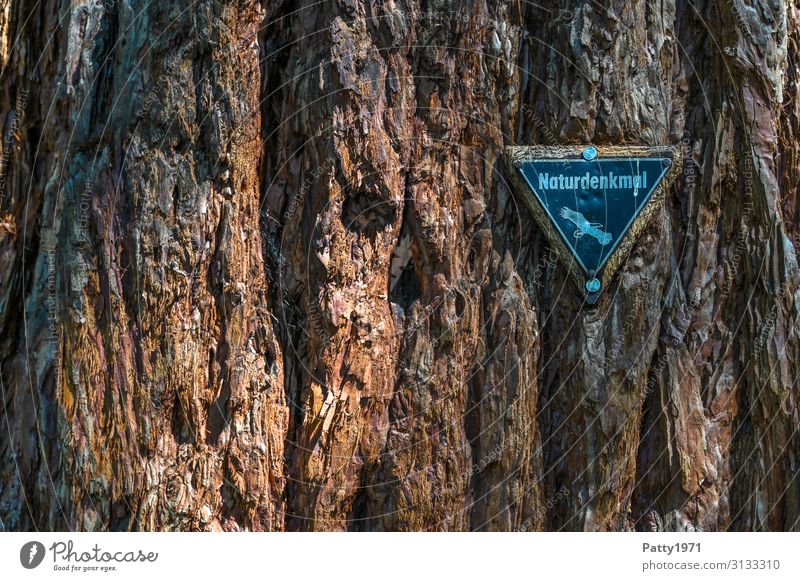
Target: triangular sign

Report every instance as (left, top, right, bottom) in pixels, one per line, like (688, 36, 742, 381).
(506, 145, 681, 303)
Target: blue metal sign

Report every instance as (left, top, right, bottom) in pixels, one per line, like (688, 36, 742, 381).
(506, 146, 681, 303)
(518, 156, 670, 275)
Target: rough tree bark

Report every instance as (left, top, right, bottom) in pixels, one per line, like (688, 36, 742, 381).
(0, 0, 798, 531)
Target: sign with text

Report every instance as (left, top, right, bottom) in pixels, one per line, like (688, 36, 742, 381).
(506, 145, 681, 303)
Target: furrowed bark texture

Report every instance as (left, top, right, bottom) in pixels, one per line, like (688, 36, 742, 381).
(0, 0, 798, 531)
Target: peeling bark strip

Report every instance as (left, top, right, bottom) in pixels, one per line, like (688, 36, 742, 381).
(0, 0, 798, 531)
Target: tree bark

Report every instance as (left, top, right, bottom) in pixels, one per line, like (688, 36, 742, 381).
(0, 0, 798, 531)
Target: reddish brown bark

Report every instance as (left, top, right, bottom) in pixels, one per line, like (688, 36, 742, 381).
(1, 0, 798, 531)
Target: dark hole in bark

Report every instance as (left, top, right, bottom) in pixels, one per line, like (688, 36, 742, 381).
(341, 190, 397, 236)
(171, 399, 194, 445)
(389, 258, 421, 310)
(207, 374, 231, 445)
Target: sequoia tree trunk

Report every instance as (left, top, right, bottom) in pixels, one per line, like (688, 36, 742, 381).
(0, 0, 798, 531)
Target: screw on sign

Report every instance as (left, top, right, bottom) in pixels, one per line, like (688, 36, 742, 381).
(506, 145, 681, 305)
